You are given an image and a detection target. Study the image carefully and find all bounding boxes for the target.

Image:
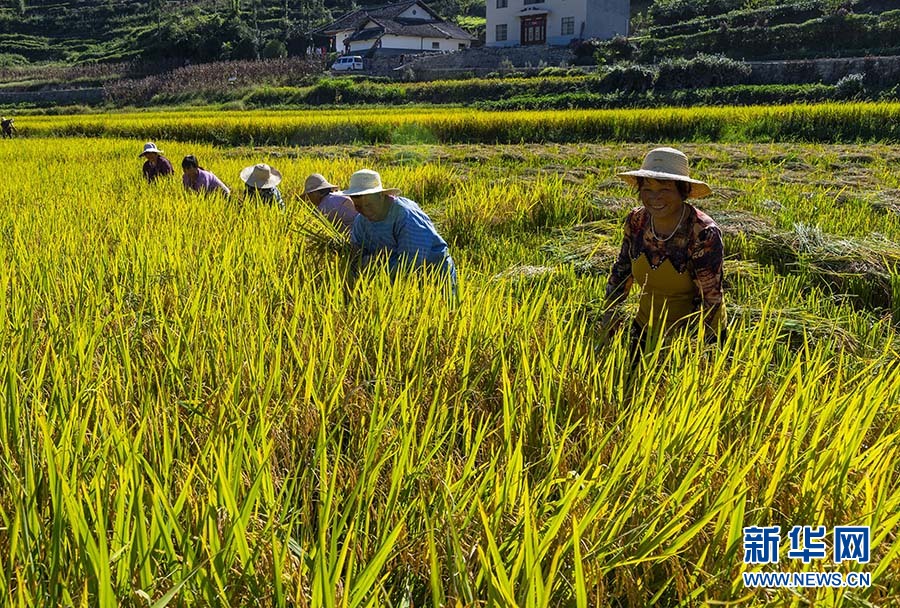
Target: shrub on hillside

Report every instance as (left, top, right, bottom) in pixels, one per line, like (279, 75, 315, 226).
(0, 53, 28, 67)
(538, 67, 571, 77)
(243, 86, 301, 107)
(656, 54, 751, 89)
(136, 14, 259, 63)
(597, 63, 657, 92)
(261, 39, 288, 60)
(835, 73, 865, 99)
(593, 35, 638, 65)
(473, 83, 841, 110)
(571, 38, 604, 66)
(648, 0, 747, 26)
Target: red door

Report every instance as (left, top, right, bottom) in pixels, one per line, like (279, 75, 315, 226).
(521, 15, 546, 45)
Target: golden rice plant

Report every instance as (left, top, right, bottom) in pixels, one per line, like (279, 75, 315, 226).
(0, 134, 897, 607)
(14, 102, 900, 146)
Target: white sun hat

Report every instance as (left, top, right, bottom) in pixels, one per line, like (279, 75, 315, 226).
(303, 173, 339, 194)
(240, 163, 282, 189)
(139, 142, 164, 157)
(340, 169, 400, 197)
(617, 147, 712, 199)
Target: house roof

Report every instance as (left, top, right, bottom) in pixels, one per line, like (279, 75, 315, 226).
(319, 0, 475, 41)
(318, 1, 422, 33)
(345, 18, 475, 42)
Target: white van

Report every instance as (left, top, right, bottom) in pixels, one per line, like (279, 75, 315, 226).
(331, 56, 364, 71)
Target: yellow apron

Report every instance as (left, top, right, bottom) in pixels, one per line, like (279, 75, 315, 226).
(632, 253, 725, 334)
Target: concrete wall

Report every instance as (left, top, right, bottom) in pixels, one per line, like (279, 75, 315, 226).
(487, 0, 625, 47)
(584, 0, 629, 40)
(349, 34, 470, 54)
(336, 31, 353, 51)
(548, 1, 588, 46)
(347, 39, 376, 53)
(383, 35, 470, 51)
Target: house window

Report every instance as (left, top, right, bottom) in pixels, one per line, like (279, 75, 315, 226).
(561, 17, 575, 35)
(523, 0, 543, 5)
(496, 23, 507, 41)
(459, 43, 466, 49)
(432, 41, 440, 49)
(497, 0, 507, 8)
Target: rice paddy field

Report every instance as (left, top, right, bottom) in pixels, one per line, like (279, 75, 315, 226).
(1, 105, 900, 607)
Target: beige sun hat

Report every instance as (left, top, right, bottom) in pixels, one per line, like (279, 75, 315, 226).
(139, 142, 163, 157)
(340, 169, 400, 197)
(617, 147, 712, 199)
(303, 173, 338, 194)
(240, 163, 282, 189)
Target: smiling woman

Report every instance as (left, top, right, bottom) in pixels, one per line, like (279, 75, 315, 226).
(605, 147, 725, 349)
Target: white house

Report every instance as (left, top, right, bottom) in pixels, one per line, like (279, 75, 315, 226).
(318, 1, 475, 57)
(486, 0, 629, 47)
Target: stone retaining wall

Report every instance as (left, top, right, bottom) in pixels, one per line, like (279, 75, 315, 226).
(400, 48, 900, 85)
(402, 46, 573, 80)
(748, 55, 900, 85)
(0, 88, 104, 107)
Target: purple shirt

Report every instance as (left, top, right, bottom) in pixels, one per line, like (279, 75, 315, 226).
(317, 192, 359, 232)
(143, 155, 174, 182)
(183, 169, 230, 196)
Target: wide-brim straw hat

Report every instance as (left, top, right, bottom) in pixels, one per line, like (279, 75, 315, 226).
(340, 169, 400, 197)
(139, 142, 163, 157)
(303, 173, 338, 195)
(617, 147, 712, 199)
(240, 163, 282, 188)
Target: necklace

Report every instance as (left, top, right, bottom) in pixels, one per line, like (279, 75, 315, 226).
(649, 204, 687, 242)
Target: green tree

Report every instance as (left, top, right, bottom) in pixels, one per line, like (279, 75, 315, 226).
(262, 38, 288, 58)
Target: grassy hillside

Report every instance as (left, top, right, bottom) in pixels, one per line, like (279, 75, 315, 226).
(0, 0, 485, 66)
(1, 0, 899, 68)
(632, 0, 900, 61)
(0, 0, 351, 64)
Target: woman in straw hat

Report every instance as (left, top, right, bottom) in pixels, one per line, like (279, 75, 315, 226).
(139, 142, 173, 183)
(342, 169, 457, 301)
(301, 173, 358, 233)
(241, 163, 284, 211)
(606, 147, 725, 348)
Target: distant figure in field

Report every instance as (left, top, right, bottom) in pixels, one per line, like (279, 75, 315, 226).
(301, 173, 358, 233)
(139, 142, 174, 183)
(605, 147, 725, 350)
(181, 155, 230, 197)
(240, 163, 284, 210)
(342, 169, 457, 300)
(1, 116, 16, 138)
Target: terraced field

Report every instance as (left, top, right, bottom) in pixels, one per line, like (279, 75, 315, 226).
(0, 108, 898, 606)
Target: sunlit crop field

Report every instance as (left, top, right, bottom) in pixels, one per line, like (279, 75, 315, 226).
(15, 102, 900, 145)
(1, 111, 900, 607)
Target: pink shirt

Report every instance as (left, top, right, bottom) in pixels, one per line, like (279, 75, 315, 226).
(317, 193, 359, 232)
(183, 169, 230, 196)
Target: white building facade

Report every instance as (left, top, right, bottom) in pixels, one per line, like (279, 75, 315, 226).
(486, 0, 629, 47)
(320, 1, 474, 57)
